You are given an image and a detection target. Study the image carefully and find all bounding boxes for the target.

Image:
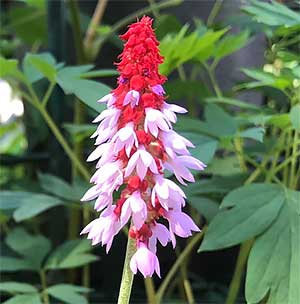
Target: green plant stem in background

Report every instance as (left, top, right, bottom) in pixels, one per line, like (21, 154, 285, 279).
(234, 138, 247, 172)
(225, 240, 254, 304)
(37, 104, 90, 181)
(117, 235, 136, 304)
(202, 62, 222, 98)
(148, 0, 160, 18)
(289, 130, 299, 189)
(144, 277, 156, 304)
(40, 270, 49, 304)
(84, 0, 108, 54)
(95, 0, 183, 55)
(156, 229, 206, 304)
(207, 0, 224, 27)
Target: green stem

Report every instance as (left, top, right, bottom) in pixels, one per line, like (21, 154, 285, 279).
(37, 104, 90, 181)
(225, 240, 254, 304)
(234, 138, 247, 172)
(207, 0, 224, 27)
(289, 130, 299, 189)
(117, 235, 136, 304)
(203, 62, 222, 97)
(156, 229, 205, 303)
(148, 0, 160, 18)
(41, 81, 56, 107)
(144, 277, 156, 304)
(95, 0, 183, 54)
(67, 0, 86, 63)
(40, 270, 49, 304)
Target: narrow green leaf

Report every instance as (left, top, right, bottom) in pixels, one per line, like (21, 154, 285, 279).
(0, 192, 33, 210)
(214, 31, 249, 60)
(205, 96, 260, 111)
(199, 184, 285, 251)
(2, 293, 41, 304)
(57, 66, 111, 113)
(189, 196, 219, 222)
(13, 193, 64, 222)
(0, 282, 37, 294)
(80, 69, 119, 78)
(38, 173, 80, 201)
(289, 104, 300, 131)
(204, 104, 238, 137)
(47, 284, 90, 304)
(239, 127, 265, 142)
(180, 132, 218, 164)
(45, 239, 98, 270)
(5, 228, 51, 269)
(0, 257, 35, 272)
(246, 189, 300, 304)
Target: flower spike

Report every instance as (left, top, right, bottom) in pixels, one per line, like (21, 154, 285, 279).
(81, 16, 206, 277)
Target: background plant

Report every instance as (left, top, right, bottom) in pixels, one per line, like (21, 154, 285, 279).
(0, 0, 299, 303)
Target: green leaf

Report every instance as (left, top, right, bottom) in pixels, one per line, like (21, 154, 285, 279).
(0, 191, 33, 210)
(47, 284, 90, 304)
(22, 53, 57, 83)
(206, 156, 242, 176)
(0, 57, 19, 78)
(63, 123, 96, 143)
(185, 174, 247, 197)
(0, 257, 35, 272)
(289, 104, 300, 131)
(159, 27, 227, 75)
(205, 96, 260, 111)
(241, 68, 291, 90)
(12, 193, 64, 222)
(243, 0, 300, 27)
(38, 173, 80, 201)
(80, 69, 119, 78)
(45, 239, 98, 270)
(199, 184, 285, 251)
(2, 293, 41, 304)
(154, 14, 182, 40)
(180, 132, 218, 164)
(214, 31, 249, 60)
(189, 196, 219, 222)
(239, 127, 265, 142)
(0, 282, 37, 294)
(204, 104, 238, 137)
(9, 6, 47, 45)
(25, 54, 56, 82)
(57, 66, 111, 113)
(5, 228, 51, 269)
(246, 189, 300, 304)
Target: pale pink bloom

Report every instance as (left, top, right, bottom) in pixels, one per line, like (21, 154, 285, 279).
(94, 192, 113, 212)
(144, 108, 171, 137)
(96, 144, 115, 168)
(161, 102, 187, 123)
(164, 155, 206, 184)
(90, 161, 123, 195)
(123, 90, 140, 107)
(87, 142, 111, 162)
(151, 175, 186, 210)
(148, 223, 171, 253)
(151, 84, 165, 96)
(165, 210, 200, 247)
(97, 93, 116, 107)
(130, 242, 160, 278)
(120, 191, 147, 229)
(124, 146, 158, 179)
(160, 130, 194, 156)
(112, 123, 138, 156)
(81, 206, 121, 252)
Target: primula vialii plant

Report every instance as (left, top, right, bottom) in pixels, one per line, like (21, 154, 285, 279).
(81, 16, 205, 278)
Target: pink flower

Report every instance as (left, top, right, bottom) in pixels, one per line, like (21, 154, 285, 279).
(81, 16, 206, 277)
(130, 242, 161, 278)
